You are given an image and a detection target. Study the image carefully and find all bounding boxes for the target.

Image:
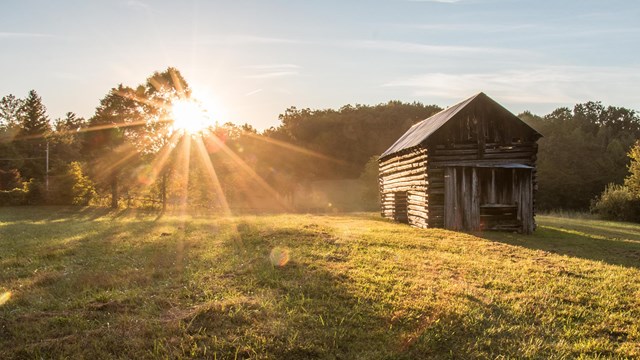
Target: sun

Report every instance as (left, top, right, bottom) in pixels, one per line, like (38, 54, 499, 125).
(170, 99, 212, 134)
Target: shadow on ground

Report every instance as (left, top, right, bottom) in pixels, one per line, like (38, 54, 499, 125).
(478, 220, 640, 269)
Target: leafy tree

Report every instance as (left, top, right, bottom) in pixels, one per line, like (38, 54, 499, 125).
(0, 94, 24, 131)
(0, 169, 22, 190)
(137, 67, 191, 210)
(359, 155, 380, 211)
(67, 161, 97, 205)
(84, 85, 141, 208)
(624, 140, 640, 195)
(527, 103, 640, 210)
(50, 112, 86, 171)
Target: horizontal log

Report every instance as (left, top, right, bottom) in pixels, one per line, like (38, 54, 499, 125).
(408, 194, 427, 202)
(430, 145, 536, 156)
(429, 151, 534, 162)
(380, 155, 428, 173)
(381, 167, 426, 182)
(382, 173, 426, 186)
(409, 210, 429, 218)
(408, 203, 426, 211)
(379, 149, 427, 166)
(429, 159, 535, 167)
(380, 148, 427, 164)
(379, 161, 427, 177)
(433, 142, 535, 150)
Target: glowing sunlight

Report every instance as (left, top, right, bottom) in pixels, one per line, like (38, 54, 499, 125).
(170, 99, 213, 134)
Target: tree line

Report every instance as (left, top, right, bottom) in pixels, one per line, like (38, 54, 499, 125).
(1, 67, 639, 217)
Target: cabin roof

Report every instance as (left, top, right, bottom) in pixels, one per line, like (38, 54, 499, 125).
(380, 92, 542, 159)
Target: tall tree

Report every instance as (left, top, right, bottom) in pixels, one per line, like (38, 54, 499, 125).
(624, 140, 640, 195)
(15, 90, 51, 180)
(0, 94, 24, 131)
(50, 112, 86, 172)
(0, 94, 25, 173)
(84, 85, 141, 208)
(138, 67, 191, 210)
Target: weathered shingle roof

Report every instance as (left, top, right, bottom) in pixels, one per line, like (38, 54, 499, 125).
(380, 92, 541, 159)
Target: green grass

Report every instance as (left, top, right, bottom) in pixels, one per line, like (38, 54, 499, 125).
(0, 208, 639, 359)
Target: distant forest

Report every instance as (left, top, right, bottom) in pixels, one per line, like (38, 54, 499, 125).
(1, 67, 639, 213)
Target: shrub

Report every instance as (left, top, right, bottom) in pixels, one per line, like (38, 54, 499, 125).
(0, 168, 22, 190)
(0, 187, 28, 205)
(590, 184, 640, 222)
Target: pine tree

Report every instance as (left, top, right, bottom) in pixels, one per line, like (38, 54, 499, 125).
(15, 90, 51, 180)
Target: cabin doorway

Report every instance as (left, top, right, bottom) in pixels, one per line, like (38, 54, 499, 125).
(444, 165, 533, 232)
(393, 191, 409, 224)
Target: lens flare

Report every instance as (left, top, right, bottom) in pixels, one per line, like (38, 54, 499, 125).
(270, 247, 290, 267)
(0, 291, 12, 306)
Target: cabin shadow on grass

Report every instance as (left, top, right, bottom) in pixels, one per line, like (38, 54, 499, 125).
(478, 216, 640, 269)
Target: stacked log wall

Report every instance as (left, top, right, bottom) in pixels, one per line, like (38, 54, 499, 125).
(379, 148, 429, 228)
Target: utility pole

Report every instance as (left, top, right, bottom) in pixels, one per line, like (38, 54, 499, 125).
(45, 141, 49, 192)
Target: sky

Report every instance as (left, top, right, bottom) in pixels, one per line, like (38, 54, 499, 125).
(1, 0, 639, 130)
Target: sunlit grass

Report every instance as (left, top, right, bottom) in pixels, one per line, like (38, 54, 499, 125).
(0, 207, 638, 358)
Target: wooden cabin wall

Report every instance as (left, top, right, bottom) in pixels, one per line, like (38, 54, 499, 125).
(424, 108, 539, 232)
(379, 148, 429, 228)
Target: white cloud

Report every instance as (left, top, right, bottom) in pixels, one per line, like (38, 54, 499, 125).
(403, 23, 536, 32)
(200, 35, 304, 45)
(244, 71, 299, 79)
(245, 89, 263, 96)
(351, 40, 531, 57)
(242, 64, 301, 80)
(383, 66, 640, 109)
(125, 0, 150, 9)
(407, 0, 461, 3)
(0, 32, 53, 38)
(241, 64, 301, 70)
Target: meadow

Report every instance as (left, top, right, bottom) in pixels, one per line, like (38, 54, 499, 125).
(0, 207, 639, 359)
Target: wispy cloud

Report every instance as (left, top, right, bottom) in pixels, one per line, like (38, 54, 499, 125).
(383, 66, 640, 107)
(0, 32, 53, 39)
(404, 23, 536, 32)
(351, 40, 530, 57)
(407, 0, 461, 3)
(125, 0, 150, 9)
(241, 64, 300, 70)
(245, 89, 263, 96)
(200, 35, 304, 45)
(242, 64, 301, 79)
(244, 71, 299, 79)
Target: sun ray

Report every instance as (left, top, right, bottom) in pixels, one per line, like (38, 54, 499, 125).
(202, 132, 291, 211)
(137, 131, 182, 186)
(193, 136, 231, 214)
(169, 68, 186, 98)
(243, 132, 348, 165)
(177, 134, 192, 210)
(94, 142, 140, 180)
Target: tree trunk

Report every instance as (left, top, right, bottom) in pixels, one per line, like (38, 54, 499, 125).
(161, 172, 167, 212)
(110, 174, 118, 209)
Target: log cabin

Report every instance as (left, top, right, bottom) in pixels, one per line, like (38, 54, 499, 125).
(378, 92, 542, 233)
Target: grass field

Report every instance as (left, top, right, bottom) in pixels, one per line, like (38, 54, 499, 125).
(1, 207, 639, 359)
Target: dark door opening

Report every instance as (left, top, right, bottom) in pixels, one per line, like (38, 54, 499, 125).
(394, 191, 408, 224)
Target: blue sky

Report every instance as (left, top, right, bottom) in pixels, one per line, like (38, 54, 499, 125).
(1, 0, 639, 130)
